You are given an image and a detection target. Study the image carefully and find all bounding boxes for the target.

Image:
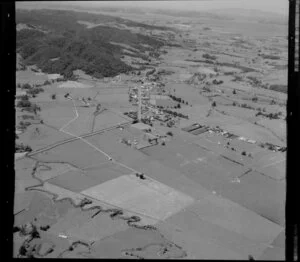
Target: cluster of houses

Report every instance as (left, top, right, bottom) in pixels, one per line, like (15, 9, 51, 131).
(127, 80, 180, 127)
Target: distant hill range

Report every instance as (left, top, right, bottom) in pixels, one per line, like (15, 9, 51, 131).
(147, 8, 287, 25)
(16, 9, 173, 79)
(204, 8, 288, 25)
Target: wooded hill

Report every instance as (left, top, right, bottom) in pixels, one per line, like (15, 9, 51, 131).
(16, 9, 171, 79)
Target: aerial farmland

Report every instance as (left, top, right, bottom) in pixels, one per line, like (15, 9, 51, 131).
(14, 1, 287, 260)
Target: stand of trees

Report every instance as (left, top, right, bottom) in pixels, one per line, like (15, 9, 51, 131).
(255, 111, 282, 119)
(17, 98, 41, 115)
(18, 121, 31, 131)
(166, 131, 173, 136)
(15, 143, 32, 153)
(26, 87, 44, 97)
(162, 108, 189, 119)
(17, 9, 167, 79)
(212, 79, 223, 85)
(169, 94, 187, 104)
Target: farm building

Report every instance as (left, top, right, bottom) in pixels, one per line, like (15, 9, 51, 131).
(190, 126, 209, 135)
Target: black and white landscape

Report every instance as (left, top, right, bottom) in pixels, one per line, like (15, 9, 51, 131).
(15, 1, 287, 259)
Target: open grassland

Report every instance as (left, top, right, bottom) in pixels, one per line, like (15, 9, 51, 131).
(17, 124, 72, 151)
(31, 139, 109, 168)
(92, 110, 129, 132)
(141, 132, 285, 226)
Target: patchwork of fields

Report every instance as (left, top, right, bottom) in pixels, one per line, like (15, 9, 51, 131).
(14, 5, 287, 260)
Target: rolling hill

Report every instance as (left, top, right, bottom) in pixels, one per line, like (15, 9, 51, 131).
(16, 9, 171, 79)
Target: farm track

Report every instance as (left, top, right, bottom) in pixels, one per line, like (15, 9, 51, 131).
(21, 98, 212, 256)
(35, 97, 192, 202)
(17, 100, 284, 258)
(26, 121, 132, 158)
(90, 108, 107, 133)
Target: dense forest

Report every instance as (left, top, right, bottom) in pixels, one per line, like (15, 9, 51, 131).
(16, 9, 170, 78)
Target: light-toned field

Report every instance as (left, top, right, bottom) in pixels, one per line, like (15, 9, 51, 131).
(58, 81, 93, 88)
(81, 174, 194, 221)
